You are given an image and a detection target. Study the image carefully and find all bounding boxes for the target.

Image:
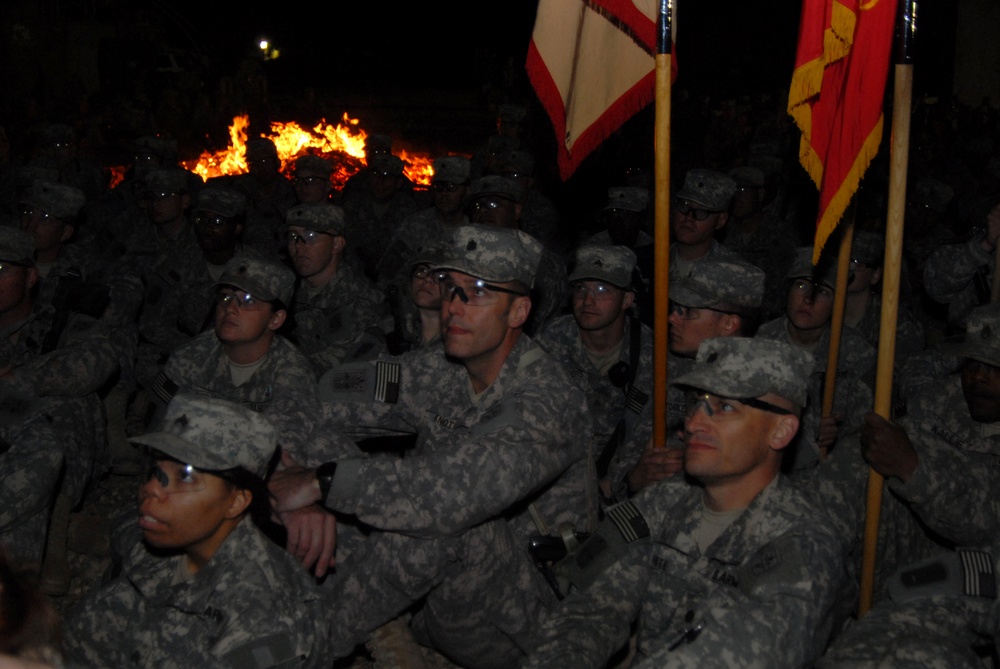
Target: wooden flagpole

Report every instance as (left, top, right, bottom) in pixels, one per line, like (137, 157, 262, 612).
(820, 217, 855, 461)
(858, 0, 914, 617)
(652, 0, 673, 449)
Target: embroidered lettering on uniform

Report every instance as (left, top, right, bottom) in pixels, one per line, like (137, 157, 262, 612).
(374, 361, 400, 403)
(249, 403, 265, 412)
(930, 423, 965, 449)
(331, 370, 368, 393)
(751, 545, 781, 574)
(710, 568, 738, 587)
(432, 414, 459, 430)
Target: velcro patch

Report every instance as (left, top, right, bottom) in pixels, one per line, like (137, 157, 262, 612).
(374, 361, 400, 403)
(606, 500, 650, 543)
(151, 372, 179, 405)
(222, 633, 298, 669)
(890, 549, 998, 603)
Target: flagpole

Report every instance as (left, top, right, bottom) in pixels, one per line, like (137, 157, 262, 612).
(652, 0, 673, 449)
(859, 0, 915, 618)
(820, 215, 855, 461)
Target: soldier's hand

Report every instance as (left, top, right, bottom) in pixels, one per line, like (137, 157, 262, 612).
(626, 437, 683, 494)
(277, 505, 337, 579)
(860, 412, 918, 482)
(269, 450, 322, 512)
(817, 413, 843, 453)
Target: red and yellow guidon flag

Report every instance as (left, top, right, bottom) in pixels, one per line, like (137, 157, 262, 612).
(527, 0, 675, 181)
(787, 0, 899, 263)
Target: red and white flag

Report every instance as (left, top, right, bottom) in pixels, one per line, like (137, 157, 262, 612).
(526, 0, 675, 181)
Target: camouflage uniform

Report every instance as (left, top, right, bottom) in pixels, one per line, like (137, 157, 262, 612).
(923, 234, 994, 328)
(668, 239, 745, 279)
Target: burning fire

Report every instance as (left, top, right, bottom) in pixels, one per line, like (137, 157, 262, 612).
(181, 113, 435, 189)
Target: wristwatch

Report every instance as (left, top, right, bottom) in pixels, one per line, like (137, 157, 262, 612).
(315, 461, 337, 501)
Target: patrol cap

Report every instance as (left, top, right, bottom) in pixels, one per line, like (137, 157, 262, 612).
(130, 394, 277, 479)
(670, 257, 765, 311)
(283, 202, 345, 235)
(133, 135, 177, 162)
(294, 154, 332, 178)
(365, 134, 392, 152)
(469, 175, 524, 203)
(436, 224, 543, 288)
(143, 167, 190, 195)
(39, 123, 74, 147)
(749, 155, 783, 178)
(486, 136, 518, 156)
(675, 168, 737, 212)
(194, 187, 247, 218)
(245, 137, 278, 161)
(910, 177, 954, 213)
(370, 154, 404, 177)
(500, 150, 535, 177)
(0, 227, 36, 266)
(672, 337, 814, 407)
(786, 246, 837, 288)
(214, 257, 295, 306)
(432, 156, 471, 184)
(852, 230, 885, 267)
(953, 303, 1000, 368)
(603, 186, 649, 213)
(728, 166, 765, 189)
(568, 245, 636, 288)
(410, 240, 449, 269)
(19, 180, 85, 219)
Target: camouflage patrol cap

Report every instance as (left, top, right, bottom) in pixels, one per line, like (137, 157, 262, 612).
(672, 337, 814, 407)
(370, 154, 404, 177)
(365, 134, 392, 152)
(675, 168, 737, 212)
(194, 187, 247, 218)
(215, 257, 295, 305)
(0, 227, 36, 265)
(130, 394, 277, 478)
(910, 177, 954, 213)
(670, 257, 765, 310)
(568, 245, 636, 288)
(728, 166, 765, 189)
(245, 137, 278, 160)
(500, 150, 535, 177)
(469, 175, 524, 203)
(603, 186, 649, 213)
(294, 154, 332, 177)
(954, 303, 1000, 368)
(436, 224, 543, 288)
(432, 156, 471, 184)
(283, 202, 345, 235)
(787, 246, 837, 288)
(133, 135, 177, 161)
(852, 230, 885, 266)
(19, 180, 85, 219)
(143, 167, 190, 195)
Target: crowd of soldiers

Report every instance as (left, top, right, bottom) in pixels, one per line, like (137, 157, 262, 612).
(4, 91, 1000, 669)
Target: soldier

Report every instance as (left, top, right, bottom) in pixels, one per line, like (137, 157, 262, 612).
(226, 137, 297, 259)
(63, 394, 328, 668)
(291, 154, 335, 205)
(268, 224, 593, 669)
(609, 257, 765, 500)
(670, 167, 743, 277)
(378, 246, 447, 356)
(523, 337, 852, 669)
(467, 174, 568, 335)
(757, 247, 876, 470)
(497, 149, 562, 254)
(534, 245, 654, 501)
(282, 202, 389, 373)
(149, 256, 319, 456)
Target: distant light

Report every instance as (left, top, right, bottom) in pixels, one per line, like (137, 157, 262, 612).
(259, 39, 269, 51)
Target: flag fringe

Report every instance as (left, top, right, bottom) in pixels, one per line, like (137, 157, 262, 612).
(813, 112, 885, 263)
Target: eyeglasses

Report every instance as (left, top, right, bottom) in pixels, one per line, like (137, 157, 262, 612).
(216, 289, 265, 310)
(469, 198, 510, 212)
(194, 213, 231, 229)
(789, 279, 834, 301)
(146, 191, 179, 203)
(432, 181, 465, 193)
(437, 273, 527, 306)
(571, 282, 620, 301)
(285, 229, 332, 246)
(674, 201, 717, 221)
(684, 390, 792, 421)
(668, 301, 738, 320)
(19, 206, 54, 223)
(144, 458, 206, 494)
(411, 264, 436, 280)
(293, 176, 328, 186)
(499, 171, 525, 180)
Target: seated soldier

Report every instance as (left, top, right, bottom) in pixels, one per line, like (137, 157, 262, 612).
(291, 154, 335, 205)
(608, 256, 765, 500)
(282, 202, 389, 374)
(534, 245, 653, 501)
(757, 246, 876, 470)
(380, 245, 446, 355)
(268, 225, 593, 669)
(63, 394, 328, 668)
(523, 337, 853, 669)
(670, 168, 742, 277)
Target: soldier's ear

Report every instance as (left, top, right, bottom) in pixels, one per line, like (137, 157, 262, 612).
(268, 308, 287, 331)
(507, 295, 531, 329)
(25, 267, 39, 291)
(224, 487, 252, 520)
(331, 235, 347, 256)
(768, 414, 800, 452)
(59, 223, 74, 243)
(714, 212, 729, 231)
(621, 290, 635, 312)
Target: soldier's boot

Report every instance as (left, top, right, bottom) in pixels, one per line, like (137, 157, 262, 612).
(365, 617, 429, 669)
(39, 490, 73, 596)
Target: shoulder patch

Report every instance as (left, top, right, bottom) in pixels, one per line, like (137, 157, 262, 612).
(151, 372, 179, 406)
(318, 360, 400, 404)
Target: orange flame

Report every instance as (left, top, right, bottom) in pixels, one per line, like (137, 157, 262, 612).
(182, 113, 436, 189)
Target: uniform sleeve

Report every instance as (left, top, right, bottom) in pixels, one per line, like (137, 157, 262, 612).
(923, 236, 990, 305)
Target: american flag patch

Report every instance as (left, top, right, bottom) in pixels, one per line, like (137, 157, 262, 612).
(151, 372, 178, 405)
(958, 548, 996, 598)
(374, 361, 400, 404)
(606, 501, 649, 543)
(625, 386, 648, 415)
